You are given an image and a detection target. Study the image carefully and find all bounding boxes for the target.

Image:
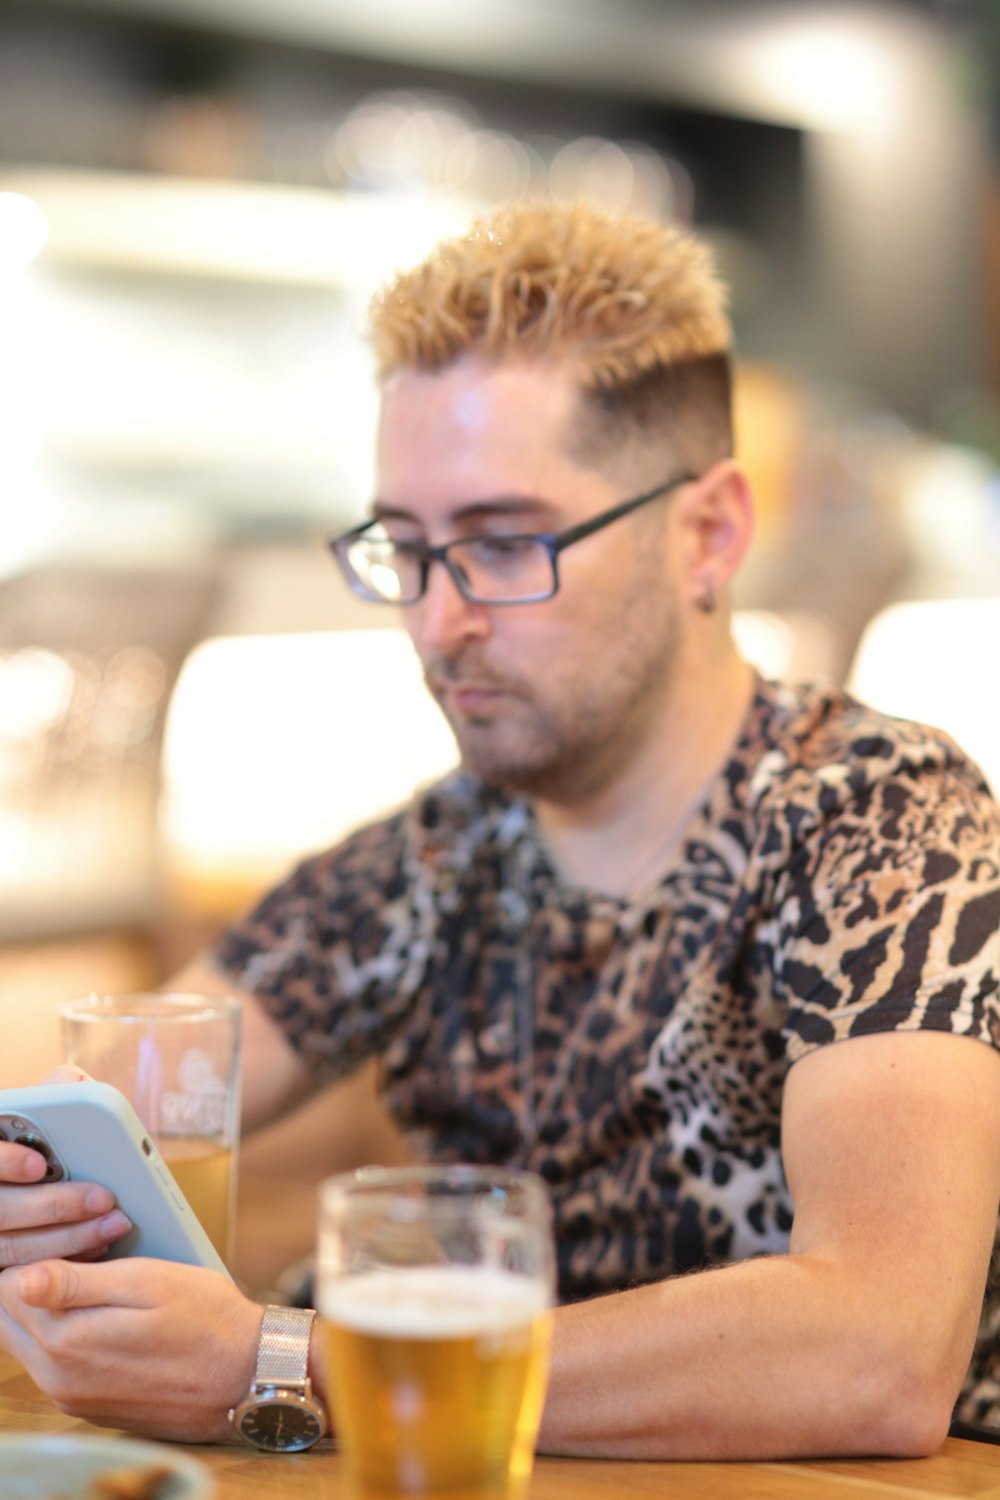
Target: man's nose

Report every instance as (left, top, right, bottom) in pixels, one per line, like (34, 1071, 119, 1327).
(416, 558, 491, 652)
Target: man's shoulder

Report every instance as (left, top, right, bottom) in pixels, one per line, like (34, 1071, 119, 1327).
(745, 676, 992, 811)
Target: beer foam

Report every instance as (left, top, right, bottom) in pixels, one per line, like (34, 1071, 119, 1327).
(319, 1265, 548, 1338)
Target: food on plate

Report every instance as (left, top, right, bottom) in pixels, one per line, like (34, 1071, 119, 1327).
(43, 1463, 174, 1500)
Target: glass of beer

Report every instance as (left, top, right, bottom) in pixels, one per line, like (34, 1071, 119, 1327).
(317, 1165, 555, 1500)
(59, 992, 241, 1265)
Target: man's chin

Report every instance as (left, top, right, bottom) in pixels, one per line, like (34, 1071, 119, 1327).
(452, 732, 532, 788)
(438, 706, 566, 793)
(455, 723, 623, 803)
(453, 739, 563, 797)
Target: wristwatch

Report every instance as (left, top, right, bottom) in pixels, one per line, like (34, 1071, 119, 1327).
(229, 1305, 328, 1452)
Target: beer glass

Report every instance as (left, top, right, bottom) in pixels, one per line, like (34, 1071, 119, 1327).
(59, 992, 241, 1265)
(318, 1165, 555, 1499)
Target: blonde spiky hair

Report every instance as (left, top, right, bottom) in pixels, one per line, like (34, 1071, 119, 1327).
(369, 199, 731, 391)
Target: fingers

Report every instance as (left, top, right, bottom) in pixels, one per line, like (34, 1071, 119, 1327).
(41, 1065, 91, 1085)
(0, 1210, 131, 1269)
(0, 1218, 132, 1270)
(0, 1178, 115, 1229)
(0, 1141, 50, 1183)
(0, 1176, 131, 1268)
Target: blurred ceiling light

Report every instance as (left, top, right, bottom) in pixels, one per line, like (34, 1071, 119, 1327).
(336, 95, 414, 187)
(550, 137, 634, 213)
(333, 90, 479, 191)
(389, 103, 463, 183)
(0, 171, 468, 289)
(0, 193, 49, 271)
(546, 137, 685, 221)
(627, 145, 690, 223)
(332, 87, 687, 213)
(0, 649, 75, 742)
(742, 19, 905, 134)
(468, 130, 532, 202)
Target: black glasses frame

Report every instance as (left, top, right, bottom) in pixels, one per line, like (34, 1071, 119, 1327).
(327, 471, 700, 606)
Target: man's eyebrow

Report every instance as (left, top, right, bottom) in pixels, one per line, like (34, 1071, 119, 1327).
(372, 495, 559, 526)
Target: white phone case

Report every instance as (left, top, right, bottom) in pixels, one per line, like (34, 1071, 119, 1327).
(0, 1081, 231, 1277)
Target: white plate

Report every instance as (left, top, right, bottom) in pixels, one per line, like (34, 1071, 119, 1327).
(0, 1432, 213, 1499)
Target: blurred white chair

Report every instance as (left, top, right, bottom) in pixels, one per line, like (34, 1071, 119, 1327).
(846, 598, 1000, 793)
(160, 629, 458, 914)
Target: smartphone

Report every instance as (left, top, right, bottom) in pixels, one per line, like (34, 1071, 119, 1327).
(0, 1081, 231, 1277)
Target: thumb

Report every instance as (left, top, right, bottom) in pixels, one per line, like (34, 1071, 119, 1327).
(11, 1259, 104, 1310)
(9, 1257, 167, 1312)
(10, 1260, 80, 1309)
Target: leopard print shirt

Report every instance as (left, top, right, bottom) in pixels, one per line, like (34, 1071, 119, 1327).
(215, 677, 1000, 1427)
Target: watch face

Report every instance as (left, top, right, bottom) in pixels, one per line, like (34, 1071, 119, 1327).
(237, 1395, 325, 1452)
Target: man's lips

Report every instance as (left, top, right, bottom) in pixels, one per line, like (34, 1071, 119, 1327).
(438, 682, 505, 714)
(427, 676, 510, 715)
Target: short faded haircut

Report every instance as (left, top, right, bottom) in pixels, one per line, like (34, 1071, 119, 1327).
(369, 198, 734, 472)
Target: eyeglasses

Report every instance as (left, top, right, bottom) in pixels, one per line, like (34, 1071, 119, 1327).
(327, 472, 699, 606)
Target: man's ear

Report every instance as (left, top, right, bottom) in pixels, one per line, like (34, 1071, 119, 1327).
(674, 460, 755, 610)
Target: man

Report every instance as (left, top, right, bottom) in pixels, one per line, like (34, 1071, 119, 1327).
(1, 199, 999, 1459)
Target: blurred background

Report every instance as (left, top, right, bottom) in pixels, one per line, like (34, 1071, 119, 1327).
(2, 1, 999, 1100)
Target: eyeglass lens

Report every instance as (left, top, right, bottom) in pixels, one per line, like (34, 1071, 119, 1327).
(344, 533, 556, 604)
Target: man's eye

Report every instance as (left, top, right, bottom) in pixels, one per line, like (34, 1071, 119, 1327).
(468, 537, 536, 560)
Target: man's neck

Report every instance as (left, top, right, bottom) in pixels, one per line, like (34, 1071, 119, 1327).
(532, 646, 755, 900)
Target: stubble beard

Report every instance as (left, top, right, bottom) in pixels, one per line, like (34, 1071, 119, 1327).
(422, 658, 564, 792)
(421, 588, 683, 803)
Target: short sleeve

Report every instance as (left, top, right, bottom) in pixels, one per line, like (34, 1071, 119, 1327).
(773, 766, 1000, 1063)
(212, 810, 435, 1082)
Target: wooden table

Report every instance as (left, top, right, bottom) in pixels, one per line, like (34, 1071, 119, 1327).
(2, 1349, 1000, 1499)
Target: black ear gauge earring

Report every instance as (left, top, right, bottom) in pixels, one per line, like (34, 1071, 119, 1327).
(696, 583, 717, 614)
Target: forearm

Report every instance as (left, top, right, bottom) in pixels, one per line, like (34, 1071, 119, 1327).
(162, 957, 317, 1135)
(542, 1034, 1000, 1463)
(540, 1252, 960, 1461)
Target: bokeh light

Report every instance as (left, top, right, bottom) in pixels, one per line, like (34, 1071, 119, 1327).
(0, 192, 48, 271)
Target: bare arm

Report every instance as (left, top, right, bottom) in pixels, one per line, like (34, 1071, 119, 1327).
(539, 1029, 1000, 1460)
(165, 953, 322, 1134)
(168, 953, 412, 1171)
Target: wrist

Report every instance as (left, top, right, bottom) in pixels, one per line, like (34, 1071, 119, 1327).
(225, 1300, 267, 1442)
(228, 1304, 328, 1452)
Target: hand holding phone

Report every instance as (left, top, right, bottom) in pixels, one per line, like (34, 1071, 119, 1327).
(0, 1081, 230, 1277)
(0, 1116, 129, 1269)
